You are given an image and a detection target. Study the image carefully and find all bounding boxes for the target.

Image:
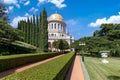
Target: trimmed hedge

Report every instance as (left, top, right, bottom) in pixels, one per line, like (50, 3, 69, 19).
(0, 52, 60, 72)
(1, 52, 75, 80)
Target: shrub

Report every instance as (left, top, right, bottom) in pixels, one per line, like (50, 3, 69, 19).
(0, 52, 60, 72)
(115, 47, 120, 57)
(1, 52, 75, 80)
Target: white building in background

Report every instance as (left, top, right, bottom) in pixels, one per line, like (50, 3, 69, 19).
(48, 13, 74, 51)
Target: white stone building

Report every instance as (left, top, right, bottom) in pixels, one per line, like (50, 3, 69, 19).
(48, 13, 74, 51)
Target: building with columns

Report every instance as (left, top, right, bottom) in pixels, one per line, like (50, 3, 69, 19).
(48, 13, 74, 51)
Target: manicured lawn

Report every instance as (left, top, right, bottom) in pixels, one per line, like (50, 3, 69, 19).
(1, 52, 74, 80)
(0, 52, 56, 59)
(0, 52, 60, 72)
(84, 56, 120, 80)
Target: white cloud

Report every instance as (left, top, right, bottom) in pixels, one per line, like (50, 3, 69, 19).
(38, 0, 45, 3)
(89, 12, 120, 27)
(11, 14, 32, 28)
(11, 16, 27, 28)
(29, 7, 38, 13)
(4, 0, 20, 8)
(118, 12, 120, 15)
(24, 13, 30, 17)
(38, 0, 66, 8)
(4, 0, 17, 4)
(48, 0, 66, 8)
(24, 1, 30, 6)
(9, 6, 14, 11)
(89, 18, 107, 27)
(37, 0, 47, 6)
(15, 4, 20, 8)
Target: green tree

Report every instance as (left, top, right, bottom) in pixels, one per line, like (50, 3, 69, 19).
(38, 13, 42, 48)
(54, 39, 69, 52)
(27, 18, 30, 44)
(33, 15, 36, 46)
(36, 15, 39, 47)
(39, 8, 48, 51)
(0, 18, 23, 41)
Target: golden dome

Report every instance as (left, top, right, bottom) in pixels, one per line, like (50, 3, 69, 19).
(49, 13, 63, 21)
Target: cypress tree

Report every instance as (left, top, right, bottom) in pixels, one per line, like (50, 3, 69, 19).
(27, 17, 30, 44)
(33, 15, 36, 46)
(39, 8, 48, 51)
(36, 15, 39, 47)
(30, 17, 32, 45)
(24, 20, 27, 43)
(30, 17, 34, 45)
(38, 13, 42, 48)
(17, 21, 21, 30)
(20, 20, 25, 42)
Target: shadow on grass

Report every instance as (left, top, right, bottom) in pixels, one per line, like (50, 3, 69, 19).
(108, 75, 120, 80)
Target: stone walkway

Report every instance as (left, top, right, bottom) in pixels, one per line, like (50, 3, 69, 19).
(66, 55, 85, 80)
(0, 54, 64, 78)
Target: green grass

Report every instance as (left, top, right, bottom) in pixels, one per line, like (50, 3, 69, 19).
(0, 52, 61, 72)
(0, 53, 40, 59)
(84, 56, 120, 80)
(12, 41, 36, 49)
(1, 52, 74, 80)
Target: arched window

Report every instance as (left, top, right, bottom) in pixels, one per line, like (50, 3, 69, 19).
(52, 24, 53, 29)
(51, 34, 54, 36)
(58, 24, 59, 29)
(54, 23, 56, 29)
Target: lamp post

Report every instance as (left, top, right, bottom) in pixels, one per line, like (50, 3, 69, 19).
(79, 42, 86, 62)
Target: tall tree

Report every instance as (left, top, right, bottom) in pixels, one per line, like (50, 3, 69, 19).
(38, 13, 42, 48)
(33, 15, 36, 46)
(39, 8, 48, 51)
(36, 15, 39, 47)
(27, 18, 30, 43)
(30, 17, 33, 45)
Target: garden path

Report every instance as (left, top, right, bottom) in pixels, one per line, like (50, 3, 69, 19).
(0, 54, 64, 78)
(66, 55, 85, 80)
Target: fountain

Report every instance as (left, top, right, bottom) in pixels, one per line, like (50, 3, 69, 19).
(100, 51, 110, 63)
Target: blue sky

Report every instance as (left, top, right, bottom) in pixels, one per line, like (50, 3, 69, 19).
(1, 0, 120, 40)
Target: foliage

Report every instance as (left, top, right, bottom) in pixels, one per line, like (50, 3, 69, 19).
(54, 39, 69, 52)
(0, 18, 23, 41)
(0, 52, 61, 72)
(39, 8, 48, 51)
(0, 18, 25, 54)
(115, 47, 120, 57)
(72, 24, 120, 56)
(1, 52, 74, 80)
(18, 8, 48, 52)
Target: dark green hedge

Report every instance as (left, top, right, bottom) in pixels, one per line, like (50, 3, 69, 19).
(54, 53, 75, 80)
(0, 52, 60, 72)
(1, 52, 75, 80)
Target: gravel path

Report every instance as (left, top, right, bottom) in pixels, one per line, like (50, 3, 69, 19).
(0, 54, 64, 78)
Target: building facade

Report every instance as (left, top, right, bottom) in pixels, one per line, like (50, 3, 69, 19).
(48, 13, 74, 51)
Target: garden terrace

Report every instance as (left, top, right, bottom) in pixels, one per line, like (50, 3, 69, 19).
(0, 52, 61, 72)
(1, 52, 74, 80)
